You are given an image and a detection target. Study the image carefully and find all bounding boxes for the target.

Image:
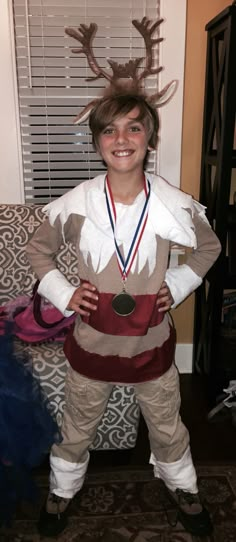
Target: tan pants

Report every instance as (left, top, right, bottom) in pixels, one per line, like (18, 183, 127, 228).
(49, 364, 197, 498)
(51, 363, 189, 464)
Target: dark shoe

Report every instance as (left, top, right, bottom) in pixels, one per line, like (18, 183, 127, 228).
(168, 488, 213, 537)
(37, 492, 71, 537)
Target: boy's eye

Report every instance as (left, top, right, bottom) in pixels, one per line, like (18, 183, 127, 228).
(101, 123, 143, 135)
(129, 125, 142, 132)
(103, 127, 114, 135)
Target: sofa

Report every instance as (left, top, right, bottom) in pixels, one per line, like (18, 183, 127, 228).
(0, 204, 140, 450)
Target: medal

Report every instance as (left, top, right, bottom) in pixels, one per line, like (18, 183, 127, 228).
(105, 175, 151, 317)
(112, 287, 136, 316)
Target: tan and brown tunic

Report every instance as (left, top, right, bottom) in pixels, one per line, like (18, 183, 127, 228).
(27, 174, 221, 384)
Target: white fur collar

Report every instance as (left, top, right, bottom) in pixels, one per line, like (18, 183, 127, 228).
(43, 174, 207, 275)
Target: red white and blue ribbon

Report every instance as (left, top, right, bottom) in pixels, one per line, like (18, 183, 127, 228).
(105, 175, 151, 281)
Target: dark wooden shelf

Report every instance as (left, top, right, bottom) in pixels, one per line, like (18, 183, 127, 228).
(193, 5, 236, 402)
(204, 150, 236, 167)
(223, 258, 236, 289)
(205, 4, 236, 31)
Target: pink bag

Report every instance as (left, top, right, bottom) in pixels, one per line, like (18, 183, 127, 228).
(8, 281, 76, 344)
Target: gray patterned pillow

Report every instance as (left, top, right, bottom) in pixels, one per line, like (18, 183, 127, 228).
(0, 204, 78, 303)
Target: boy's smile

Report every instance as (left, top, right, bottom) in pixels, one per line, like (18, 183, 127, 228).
(97, 107, 150, 177)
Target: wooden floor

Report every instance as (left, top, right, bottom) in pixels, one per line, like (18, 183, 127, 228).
(89, 374, 236, 469)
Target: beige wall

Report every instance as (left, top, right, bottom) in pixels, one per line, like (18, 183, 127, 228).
(174, 0, 230, 343)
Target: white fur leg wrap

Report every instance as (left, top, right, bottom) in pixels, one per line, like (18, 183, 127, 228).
(149, 445, 198, 493)
(49, 452, 90, 498)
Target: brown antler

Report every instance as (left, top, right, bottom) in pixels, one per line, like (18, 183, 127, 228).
(132, 17, 177, 106)
(107, 58, 143, 81)
(132, 17, 163, 81)
(65, 17, 163, 85)
(65, 23, 112, 83)
(65, 18, 177, 124)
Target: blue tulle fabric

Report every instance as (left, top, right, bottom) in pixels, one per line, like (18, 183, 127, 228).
(0, 325, 61, 525)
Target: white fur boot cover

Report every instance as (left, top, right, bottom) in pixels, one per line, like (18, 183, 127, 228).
(149, 446, 198, 493)
(49, 452, 90, 498)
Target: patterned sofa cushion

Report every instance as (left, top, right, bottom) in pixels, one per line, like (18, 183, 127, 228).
(0, 204, 140, 450)
(0, 204, 78, 302)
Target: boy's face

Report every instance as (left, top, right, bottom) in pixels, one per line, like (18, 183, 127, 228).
(97, 107, 151, 177)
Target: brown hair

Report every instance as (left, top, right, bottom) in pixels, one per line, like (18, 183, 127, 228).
(89, 94, 159, 150)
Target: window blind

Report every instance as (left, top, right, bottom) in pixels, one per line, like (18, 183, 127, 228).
(12, 0, 161, 203)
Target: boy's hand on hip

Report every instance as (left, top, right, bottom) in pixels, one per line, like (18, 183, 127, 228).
(156, 282, 174, 312)
(67, 282, 98, 315)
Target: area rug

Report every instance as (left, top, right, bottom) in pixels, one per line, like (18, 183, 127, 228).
(1, 465, 236, 542)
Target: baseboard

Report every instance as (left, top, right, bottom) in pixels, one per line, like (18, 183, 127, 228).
(175, 343, 193, 373)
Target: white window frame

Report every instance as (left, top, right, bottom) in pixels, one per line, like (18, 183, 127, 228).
(0, 0, 186, 203)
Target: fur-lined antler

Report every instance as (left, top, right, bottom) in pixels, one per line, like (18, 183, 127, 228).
(65, 24, 113, 83)
(65, 17, 177, 124)
(132, 17, 163, 81)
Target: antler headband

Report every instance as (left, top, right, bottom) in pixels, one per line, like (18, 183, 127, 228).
(65, 17, 178, 124)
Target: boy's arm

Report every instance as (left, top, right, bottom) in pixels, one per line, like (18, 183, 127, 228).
(26, 216, 77, 316)
(164, 211, 221, 309)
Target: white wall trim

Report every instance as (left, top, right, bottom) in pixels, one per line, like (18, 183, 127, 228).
(0, 0, 24, 203)
(159, 0, 187, 188)
(175, 343, 193, 374)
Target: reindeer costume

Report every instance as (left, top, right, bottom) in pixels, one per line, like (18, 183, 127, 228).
(27, 18, 220, 538)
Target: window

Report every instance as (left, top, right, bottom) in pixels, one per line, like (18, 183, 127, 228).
(12, 0, 161, 203)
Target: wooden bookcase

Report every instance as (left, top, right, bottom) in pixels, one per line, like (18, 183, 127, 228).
(193, 3, 236, 405)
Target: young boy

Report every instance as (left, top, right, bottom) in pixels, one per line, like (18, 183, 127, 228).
(27, 93, 221, 538)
